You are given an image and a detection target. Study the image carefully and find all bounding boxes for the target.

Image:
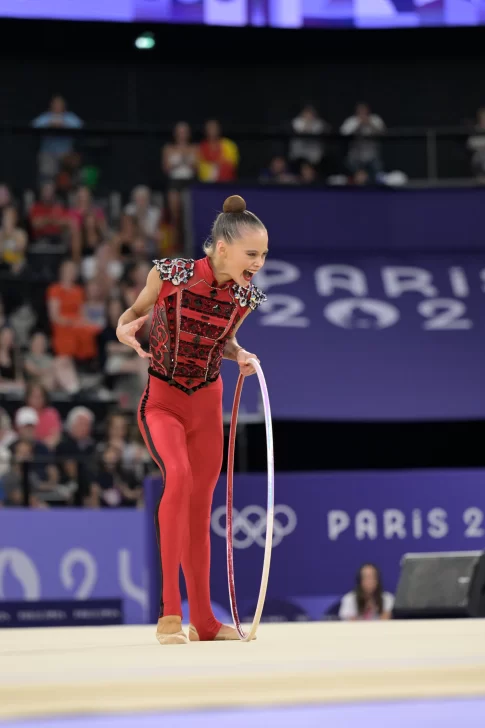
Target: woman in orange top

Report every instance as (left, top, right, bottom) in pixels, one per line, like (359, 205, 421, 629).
(46, 260, 100, 360)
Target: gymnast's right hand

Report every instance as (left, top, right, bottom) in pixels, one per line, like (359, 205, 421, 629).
(116, 314, 152, 359)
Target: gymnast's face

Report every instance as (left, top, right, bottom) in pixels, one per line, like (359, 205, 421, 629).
(217, 228, 268, 288)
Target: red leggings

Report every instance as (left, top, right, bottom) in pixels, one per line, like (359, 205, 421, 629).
(138, 374, 223, 640)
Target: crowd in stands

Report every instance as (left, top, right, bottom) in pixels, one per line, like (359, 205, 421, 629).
(1, 92, 484, 509)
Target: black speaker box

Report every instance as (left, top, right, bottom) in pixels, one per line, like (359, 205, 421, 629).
(393, 550, 485, 619)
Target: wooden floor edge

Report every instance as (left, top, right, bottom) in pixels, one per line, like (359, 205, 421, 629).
(2, 665, 485, 720)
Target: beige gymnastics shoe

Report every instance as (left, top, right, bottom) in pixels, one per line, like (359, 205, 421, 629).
(189, 623, 256, 641)
(155, 615, 188, 645)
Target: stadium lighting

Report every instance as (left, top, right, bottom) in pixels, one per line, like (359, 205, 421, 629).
(135, 32, 155, 50)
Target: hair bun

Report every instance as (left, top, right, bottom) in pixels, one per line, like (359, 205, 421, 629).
(223, 195, 246, 214)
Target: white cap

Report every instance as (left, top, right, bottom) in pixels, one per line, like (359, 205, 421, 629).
(15, 406, 39, 428)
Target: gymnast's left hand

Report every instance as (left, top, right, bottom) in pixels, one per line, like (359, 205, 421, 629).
(237, 349, 259, 376)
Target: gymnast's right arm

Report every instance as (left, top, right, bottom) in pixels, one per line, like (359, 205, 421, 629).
(116, 265, 162, 359)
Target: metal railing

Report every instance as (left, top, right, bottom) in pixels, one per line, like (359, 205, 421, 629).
(1, 123, 484, 191)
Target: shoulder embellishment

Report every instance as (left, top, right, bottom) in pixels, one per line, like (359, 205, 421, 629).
(232, 283, 267, 311)
(153, 258, 195, 285)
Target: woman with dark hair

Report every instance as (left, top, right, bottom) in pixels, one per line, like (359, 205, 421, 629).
(116, 194, 267, 645)
(339, 563, 394, 621)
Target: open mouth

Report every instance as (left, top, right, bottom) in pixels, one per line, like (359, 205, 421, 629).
(242, 270, 254, 282)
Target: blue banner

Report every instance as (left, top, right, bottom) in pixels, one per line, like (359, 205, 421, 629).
(191, 186, 485, 253)
(145, 470, 485, 623)
(0, 510, 146, 624)
(218, 251, 485, 420)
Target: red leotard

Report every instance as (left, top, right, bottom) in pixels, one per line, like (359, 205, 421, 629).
(137, 256, 266, 640)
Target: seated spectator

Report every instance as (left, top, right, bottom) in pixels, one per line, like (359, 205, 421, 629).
(0, 408, 15, 478)
(289, 104, 330, 170)
(124, 186, 160, 252)
(24, 382, 63, 450)
(0, 183, 15, 226)
(300, 162, 319, 184)
(23, 330, 80, 394)
(0, 205, 28, 274)
(83, 280, 107, 330)
(91, 443, 142, 508)
(29, 181, 69, 243)
(0, 438, 50, 508)
(111, 213, 140, 262)
(198, 119, 239, 182)
(466, 106, 485, 181)
(81, 241, 124, 297)
(56, 406, 97, 506)
(340, 102, 386, 181)
(0, 326, 24, 395)
(121, 261, 151, 310)
(12, 406, 51, 482)
(97, 412, 151, 481)
(259, 156, 297, 184)
(339, 563, 394, 621)
(78, 211, 107, 260)
(46, 260, 100, 363)
(97, 297, 148, 408)
(69, 186, 107, 258)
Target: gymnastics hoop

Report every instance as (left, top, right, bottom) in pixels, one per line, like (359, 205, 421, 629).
(226, 357, 274, 642)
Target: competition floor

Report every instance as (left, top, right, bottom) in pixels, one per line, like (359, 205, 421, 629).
(1, 620, 485, 726)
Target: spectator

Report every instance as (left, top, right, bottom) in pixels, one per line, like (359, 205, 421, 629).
(83, 280, 107, 329)
(121, 261, 151, 310)
(81, 241, 124, 298)
(0, 438, 50, 508)
(466, 106, 485, 181)
(124, 185, 160, 247)
(28, 181, 70, 243)
(78, 212, 107, 261)
(259, 156, 297, 184)
(339, 563, 394, 621)
(162, 121, 198, 252)
(24, 331, 80, 394)
(0, 183, 14, 226)
(198, 119, 239, 182)
(12, 406, 51, 481)
(340, 103, 386, 181)
(92, 444, 142, 508)
(0, 205, 28, 274)
(111, 214, 140, 262)
(46, 260, 100, 363)
(24, 382, 63, 450)
(0, 326, 23, 395)
(300, 162, 319, 184)
(0, 408, 15, 478)
(289, 104, 330, 170)
(56, 406, 97, 506)
(97, 412, 151, 480)
(162, 121, 198, 189)
(69, 186, 107, 256)
(32, 95, 83, 183)
(97, 297, 148, 408)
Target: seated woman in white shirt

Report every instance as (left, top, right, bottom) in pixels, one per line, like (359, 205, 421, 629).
(339, 563, 394, 621)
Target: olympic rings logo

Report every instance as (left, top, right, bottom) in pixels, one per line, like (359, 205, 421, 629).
(211, 505, 297, 549)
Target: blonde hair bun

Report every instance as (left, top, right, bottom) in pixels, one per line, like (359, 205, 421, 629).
(223, 195, 246, 214)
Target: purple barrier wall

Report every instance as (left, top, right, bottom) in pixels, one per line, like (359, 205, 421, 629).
(0, 510, 146, 624)
(144, 469, 485, 623)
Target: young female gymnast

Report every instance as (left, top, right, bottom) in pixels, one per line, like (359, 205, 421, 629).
(116, 194, 268, 644)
